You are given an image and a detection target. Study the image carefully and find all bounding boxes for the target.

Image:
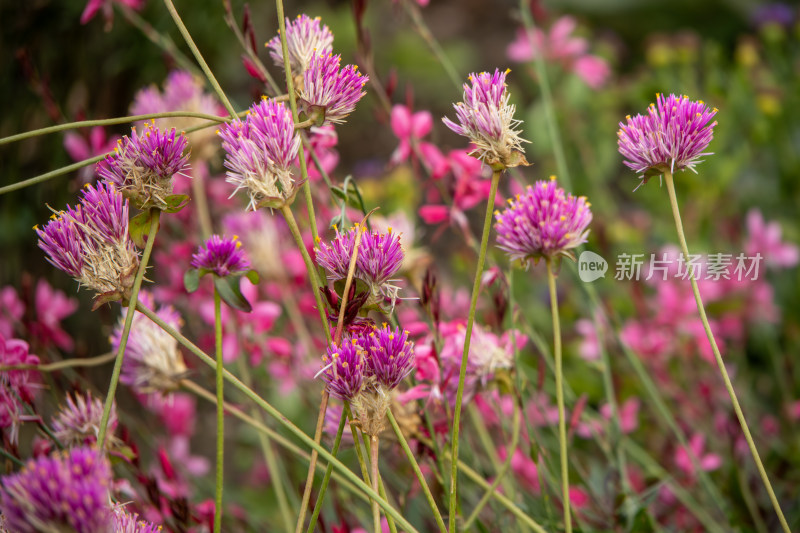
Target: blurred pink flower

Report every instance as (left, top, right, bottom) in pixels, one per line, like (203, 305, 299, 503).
(390, 105, 432, 163)
(500, 447, 540, 492)
(63, 126, 120, 183)
(0, 287, 24, 338)
(573, 55, 611, 89)
(80, 0, 144, 27)
(601, 397, 640, 434)
(675, 434, 722, 477)
(745, 209, 799, 269)
(31, 279, 78, 351)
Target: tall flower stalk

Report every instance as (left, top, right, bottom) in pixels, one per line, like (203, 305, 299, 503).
(619, 93, 789, 533)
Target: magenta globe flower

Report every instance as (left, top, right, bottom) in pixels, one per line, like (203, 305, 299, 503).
(191, 234, 251, 278)
(363, 324, 415, 390)
(267, 14, 334, 74)
(298, 52, 369, 124)
(318, 338, 366, 401)
(52, 391, 117, 449)
(617, 93, 718, 185)
(494, 177, 592, 265)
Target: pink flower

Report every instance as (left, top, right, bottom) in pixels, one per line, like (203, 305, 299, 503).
(675, 434, 722, 477)
(30, 279, 78, 351)
(63, 126, 120, 183)
(0, 335, 40, 444)
(0, 287, 24, 338)
(745, 209, 799, 269)
(573, 55, 610, 89)
(600, 397, 640, 434)
(390, 104, 433, 165)
(500, 447, 540, 492)
(80, 0, 144, 27)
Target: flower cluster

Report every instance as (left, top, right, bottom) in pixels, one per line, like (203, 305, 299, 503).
(52, 391, 117, 449)
(218, 98, 301, 210)
(36, 181, 139, 305)
(442, 68, 528, 168)
(114, 507, 163, 533)
(298, 52, 369, 124)
(267, 14, 334, 75)
(495, 177, 592, 264)
(319, 337, 366, 402)
(0, 335, 40, 444)
(617, 93, 718, 183)
(191, 234, 250, 278)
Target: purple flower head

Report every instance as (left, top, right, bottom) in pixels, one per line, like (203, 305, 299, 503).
(52, 391, 117, 449)
(0, 335, 40, 445)
(495, 177, 592, 264)
(113, 507, 163, 533)
(298, 52, 369, 125)
(318, 337, 366, 401)
(218, 98, 301, 210)
(36, 182, 139, 304)
(191, 234, 251, 278)
(442, 69, 528, 168)
(114, 292, 187, 393)
(363, 324, 415, 390)
(98, 121, 190, 210)
(618, 93, 718, 185)
(267, 14, 334, 74)
(0, 446, 113, 533)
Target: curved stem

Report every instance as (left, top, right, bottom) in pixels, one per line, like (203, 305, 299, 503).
(213, 288, 224, 533)
(162, 0, 237, 117)
(305, 410, 348, 533)
(98, 210, 160, 448)
(0, 351, 115, 372)
(546, 257, 572, 533)
(387, 410, 447, 533)
(294, 391, 328, 533)
(371, 435, 381, 533)
(663, 170, 790, 533)
(137, 303, 420, 533)
(447, 169, 502, 532)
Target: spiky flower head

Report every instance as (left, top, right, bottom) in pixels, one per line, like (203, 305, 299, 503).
(0, 335, 40, 445)
(0, 446, 113, 533)
(494, 177, 592, 265)
(36, 182, 140, 307)
(267, 14, 334, 75)
(298, 52, 368, 125)
(98, 121, 190, 210)
(315, 225, 405, 309)
(113, 292, 187, 393)
(442, 68, 528, 169)
(618, 93, 718, 185)
(113, 507, 163, 533)
(363, 324, 415, 390)
(219, 98, 301, 210)
(318, 337, 366, 401)
(52, 391, 117, 449)
(191, 234, 250, 278)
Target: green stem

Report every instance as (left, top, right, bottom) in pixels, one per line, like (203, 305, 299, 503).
(162, 0, 237, 117)
(213, 288, 224, 533)
(462, 400, 521, 529)
(0, 351, 115, 372)
(448, 169, 502, 532)
(401, 0, 461, 90)
(98, 210, 160, 448)
(663, 170, 790, 533)
(294, 391, 329, 533)
(386, 410, 447, 533)
(545, 257, 572, 533)
(371, 436, 381, 533)
(136, 303, 420, 533)
(305, 410, 348, 533)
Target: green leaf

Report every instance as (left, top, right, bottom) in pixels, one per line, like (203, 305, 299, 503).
(129, 210, 156, 249)
(184, 269, 200, 293)
(214, 275, 252, 312)
(162, 194, 191, 213)
(245, 269, 260, 285)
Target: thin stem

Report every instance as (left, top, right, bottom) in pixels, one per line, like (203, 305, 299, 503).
(221, 0, 281, 96)
(213, 288, 224, 533)
(191, 160, 213, 240)
(386, 410, 447, 533)
(448, 169, 501, 532)
(400, 0, 461, 90)
(294, 392, 329, 533)
(545, 257, 572, 533)
(306, 410, 349, 533)
(663, 170, 790, 533)
(345, 403, 373, 495)
(0, 351, 115, 372)
(163, 0, 237, 117)
(371, 435, 381, 533)
(98, 210, 160, 448)
(137, 303, 420, 533)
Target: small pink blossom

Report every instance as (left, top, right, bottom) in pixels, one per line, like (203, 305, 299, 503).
(80, 0, 144, 27)
(390, 104, 433, 165)
(63, 126, 120, 183)
(0, 287, 24, 338)
(675, 434, 722, 477)
(31, 279, 78, 351)
(745, 209, 799, 269)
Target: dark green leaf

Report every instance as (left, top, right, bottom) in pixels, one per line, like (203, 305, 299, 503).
(129, 210, 155, 249)
(245, 269, 260, 285)
(184, 269, 200, 293)
(214, 275, 252, 312)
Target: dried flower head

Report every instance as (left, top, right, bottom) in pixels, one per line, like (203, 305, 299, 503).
(52, 391, 117, 449)
(442, 68, 528, 169)
(318, 337, 366, 401)
(113, 507, 163, 533)
(191, 234, 250, 277)
(267, 14, 334, 74)
(298, 52, 369, 125)
(98, 121, 190, 210)
(113, 292, 187, 393)
(0, 446, 113, 533)
(36, 182, 140, 307)
(218, 98, 301, 210)
(363, 324, 415, 390)
(495, 177, 592, 265)
(618, 93, 718, 185)
(0, 335, 40, 445)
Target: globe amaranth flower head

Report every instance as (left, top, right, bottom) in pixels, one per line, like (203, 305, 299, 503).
(267, 14, 334, 75)
(318, 337, 366, 402)
(36, 181, 140, 307)
(113, 292, 187, 393)
(618, 93, 718, 186)
(363, 324, 415, 390)
(315, 224, 405, 309)
(218, 98, 301, 210)
(495, 176, 592, 265)
(191, 234, 251, 277)
(0, 446, 113, 533)
(52, 391, 118, 449)
(114, 507, 163, 533)
(98, 121, 190, 210)
(442, 68, 529, 169)
(298, 51, 369, 125)
(1, 335, 40, 445)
